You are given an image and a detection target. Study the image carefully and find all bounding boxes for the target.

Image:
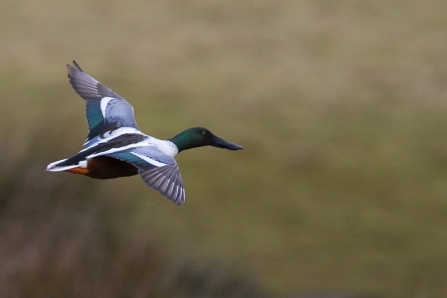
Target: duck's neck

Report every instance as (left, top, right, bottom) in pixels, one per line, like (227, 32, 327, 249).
(168, 130, 204, 153)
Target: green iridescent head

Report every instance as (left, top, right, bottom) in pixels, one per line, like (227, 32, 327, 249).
(169, 127, 243, 153)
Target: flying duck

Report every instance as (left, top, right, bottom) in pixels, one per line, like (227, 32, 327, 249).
(47, 61, 243, 205)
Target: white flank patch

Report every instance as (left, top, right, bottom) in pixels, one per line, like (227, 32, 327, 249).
(47, 159, 88, 172)
(132, 152, 167, 167)
(46, 158, 67, 170)
(100, 97, 114, 117)
(47, 163, 76, 172)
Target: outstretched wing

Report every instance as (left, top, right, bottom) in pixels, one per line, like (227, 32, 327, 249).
(67, 61, 140, 146)
(105, 146, 185, 205)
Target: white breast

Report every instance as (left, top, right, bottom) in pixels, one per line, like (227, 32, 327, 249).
(151, 138, 179, 157)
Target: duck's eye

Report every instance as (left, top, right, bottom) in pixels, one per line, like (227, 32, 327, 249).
(202, 131, 206, 135)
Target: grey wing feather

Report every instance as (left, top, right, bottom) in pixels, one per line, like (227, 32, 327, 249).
(139, 165, 185, 205)
(104, 99, 140, 129)
(67, 61, 124, 100)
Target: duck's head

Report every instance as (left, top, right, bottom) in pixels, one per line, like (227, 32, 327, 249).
(169, 127, 243, 153)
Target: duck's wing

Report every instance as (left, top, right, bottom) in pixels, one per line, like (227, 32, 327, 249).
(67, 61, 140, 146)
(105, 146, 185, 205)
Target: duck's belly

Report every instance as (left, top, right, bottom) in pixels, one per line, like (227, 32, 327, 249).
(86, 156, 138, 179)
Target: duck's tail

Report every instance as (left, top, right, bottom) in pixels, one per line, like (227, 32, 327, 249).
(47, 158, 90, 175)
(47, 159, 81, 172)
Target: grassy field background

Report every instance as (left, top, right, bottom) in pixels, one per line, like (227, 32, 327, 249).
(2, 0, 447, 297)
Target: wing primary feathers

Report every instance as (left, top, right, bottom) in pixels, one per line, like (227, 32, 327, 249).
(160, 170, 175, 194)
(138, 164, 185, 204)
(73, 60, 84, 72)
(146, 170, 165, 188)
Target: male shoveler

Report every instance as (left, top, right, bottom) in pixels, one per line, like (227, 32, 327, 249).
(47, 61, 242, 205)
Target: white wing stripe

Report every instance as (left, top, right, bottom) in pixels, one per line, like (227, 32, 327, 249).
(86, 143, 152, 158)
(132, 152, 167, 167)
(80, 128, 148, 151)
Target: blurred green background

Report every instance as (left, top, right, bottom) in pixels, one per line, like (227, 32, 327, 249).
(2, 1, 447, 297)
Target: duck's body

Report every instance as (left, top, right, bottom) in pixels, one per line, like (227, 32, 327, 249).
(47, 61, 242, 205)
(48, 127, 177, 179)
